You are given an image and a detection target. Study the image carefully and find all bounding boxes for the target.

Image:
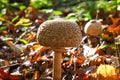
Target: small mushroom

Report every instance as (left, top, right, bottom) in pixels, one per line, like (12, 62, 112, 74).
(84, 20, 102, 36)
(37, 20, 82, 80)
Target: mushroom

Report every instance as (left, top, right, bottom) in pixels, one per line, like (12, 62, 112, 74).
(84, 20, 102, 36)
(37, 20, 82, 80)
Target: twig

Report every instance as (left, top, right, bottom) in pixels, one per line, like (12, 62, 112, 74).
(96, 10, 99, 20)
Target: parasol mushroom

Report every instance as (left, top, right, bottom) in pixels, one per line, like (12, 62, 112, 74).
(83, 20, 102, 48)
(37, 20, 82, 80)
(84, 20, 102, 37)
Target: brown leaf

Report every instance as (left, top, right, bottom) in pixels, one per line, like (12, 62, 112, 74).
(113, 25, 120, 36)
(107, 15, 120, 35)
(30, 46, 46, 63)
(0, 68, 20, 80)
(32, 70, 39, 80)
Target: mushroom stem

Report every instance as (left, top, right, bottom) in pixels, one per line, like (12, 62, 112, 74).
(53, 51, 62, 80)
(52, 48, 65, 80)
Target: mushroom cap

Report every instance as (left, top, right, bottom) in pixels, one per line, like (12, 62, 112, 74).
(84, 20, 102, 36)
(37, 20, 82, 47)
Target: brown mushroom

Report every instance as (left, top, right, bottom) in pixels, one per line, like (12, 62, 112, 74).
(84, 20, 102, 36)
(37, 20, 82, 80)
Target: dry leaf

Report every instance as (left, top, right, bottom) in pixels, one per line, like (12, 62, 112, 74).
(30, 46, 46, 63)
(92, 64, 117, 80)
(0, 68, 20, 80)
(32, 70, 39, 80)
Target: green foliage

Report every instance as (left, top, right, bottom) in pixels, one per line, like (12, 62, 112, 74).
(40, 9, 63, 20)
(12, 16, 19, 23)
(10, 3, 26, 11)
(15, 18, 32, 27)
(30, 0, 52, 9)
(0, 0, 119, 22)
(118, 0, 120, 4)
(0, 26, 7, 30)
(40, 9, 63, 15)
(19, 38, 28, 44)
(99, 44, 115, 50)
(0, 0, 8, 4)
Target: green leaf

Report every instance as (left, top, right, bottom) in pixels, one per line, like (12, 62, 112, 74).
(99, 45, 108, 49)
(22, 18, 30, 23)
(66, 13, 76, 18)
(1, 0, 8, 4)
(31, 0, 50, 8)
(19, 39, 28, 44)
(52, 10, 63, 15)
(99, 44, 115, 49)
(40, 9, 62, 15)
(12, 16, 19, 22)
(117, 0, 120, 3)
(0, 26, 6, 30)
(21, 22, 32, 26)
(83, 12, 92, 20)
(19, 5, 26, 11)
(15, 18, 31, 26)
(64, 17, 78, 21)
(40, 9, 53, 13)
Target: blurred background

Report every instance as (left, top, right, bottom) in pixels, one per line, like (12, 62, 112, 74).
(0, 0, 119, 21)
